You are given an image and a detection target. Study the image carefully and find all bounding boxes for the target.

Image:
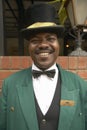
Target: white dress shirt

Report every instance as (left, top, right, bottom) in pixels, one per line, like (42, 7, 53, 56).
(32, 63, 58, 115)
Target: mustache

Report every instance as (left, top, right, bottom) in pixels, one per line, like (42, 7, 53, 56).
(35, 48, 54, 54)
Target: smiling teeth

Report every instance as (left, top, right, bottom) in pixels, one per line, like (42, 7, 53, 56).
(39, 53, 49, 56)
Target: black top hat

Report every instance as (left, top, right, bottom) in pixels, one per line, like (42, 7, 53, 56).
(21, 3, 64, 40)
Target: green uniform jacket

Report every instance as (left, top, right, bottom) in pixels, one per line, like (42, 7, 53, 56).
(0, 65, 87, 130)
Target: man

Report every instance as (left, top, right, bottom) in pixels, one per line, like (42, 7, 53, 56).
(0, 3, 87, 130)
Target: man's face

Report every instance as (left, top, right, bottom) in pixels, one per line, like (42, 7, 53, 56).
(28, 33, 59, 70)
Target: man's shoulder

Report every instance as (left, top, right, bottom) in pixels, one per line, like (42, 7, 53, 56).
(1, 67, 32, 92)
(4, 67, 32, 82)
(58, 64, 87, 85)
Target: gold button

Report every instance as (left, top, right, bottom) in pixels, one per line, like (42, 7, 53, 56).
(10, 107, 14, 112)
(79, 113, 82, 116)
(42, 119, 46, 124)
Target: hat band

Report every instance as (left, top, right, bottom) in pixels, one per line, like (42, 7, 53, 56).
(27, 22, 57, 29)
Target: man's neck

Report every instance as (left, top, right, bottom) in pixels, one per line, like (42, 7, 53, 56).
(32, 63, 57, 71)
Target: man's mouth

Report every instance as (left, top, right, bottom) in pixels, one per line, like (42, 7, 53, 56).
(38, 52, 49, 57)
(35, 48, 54, 58)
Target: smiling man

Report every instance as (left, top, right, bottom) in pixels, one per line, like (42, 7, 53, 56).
(0, 3, 87, 130)
(28, 33, 59, 70)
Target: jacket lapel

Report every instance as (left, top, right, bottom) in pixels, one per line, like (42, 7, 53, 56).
(16, 68, 39, 130)
(58, 65, 80, 130)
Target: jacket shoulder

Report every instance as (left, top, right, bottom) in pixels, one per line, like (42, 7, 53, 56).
(4, 67, 32, 83)
(58, 65, 87, 88)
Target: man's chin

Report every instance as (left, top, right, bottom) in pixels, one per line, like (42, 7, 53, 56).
(35, 62, 54, 70)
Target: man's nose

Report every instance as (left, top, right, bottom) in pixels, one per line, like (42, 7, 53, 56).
(38, 39, 49, 49)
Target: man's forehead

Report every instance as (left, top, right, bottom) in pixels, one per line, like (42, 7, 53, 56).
(30, 32, 57, 38)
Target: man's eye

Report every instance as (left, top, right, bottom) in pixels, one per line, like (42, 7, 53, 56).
(47, 37, 56, 42)
(30, 39, 40, 44)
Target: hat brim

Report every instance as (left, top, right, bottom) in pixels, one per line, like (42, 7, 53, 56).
(21, 25, 64, 40)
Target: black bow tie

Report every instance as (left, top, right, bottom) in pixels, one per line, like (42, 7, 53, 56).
(32, 69, 55, 78)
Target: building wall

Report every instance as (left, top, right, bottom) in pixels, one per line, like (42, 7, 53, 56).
(0, 56, 87, 92)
